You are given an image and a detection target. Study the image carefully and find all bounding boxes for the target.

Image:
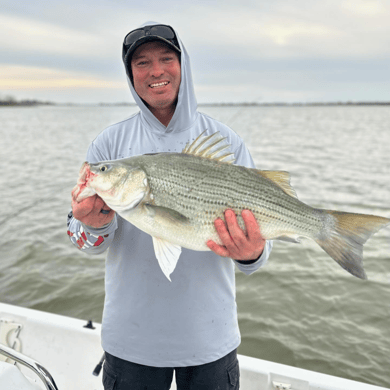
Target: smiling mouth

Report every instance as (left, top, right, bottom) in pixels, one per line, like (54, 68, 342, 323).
(149, 81, 169, 88)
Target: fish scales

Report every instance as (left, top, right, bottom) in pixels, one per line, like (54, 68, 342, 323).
(139, 153, 323, 241)
(76, 131, 390, 280)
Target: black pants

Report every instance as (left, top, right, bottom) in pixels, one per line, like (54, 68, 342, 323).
(103, 349, 239, 390)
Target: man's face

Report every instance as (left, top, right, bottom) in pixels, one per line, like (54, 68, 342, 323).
(131, 41, 181, 111)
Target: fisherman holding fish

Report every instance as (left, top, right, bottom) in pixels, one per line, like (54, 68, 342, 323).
(68, 20, 390, 389)
(68, 22, 272, 389)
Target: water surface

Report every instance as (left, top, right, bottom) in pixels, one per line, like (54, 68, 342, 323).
(0, 105, 389, 387)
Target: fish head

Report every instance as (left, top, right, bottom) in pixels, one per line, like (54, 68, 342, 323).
(75, 161, 149, 212)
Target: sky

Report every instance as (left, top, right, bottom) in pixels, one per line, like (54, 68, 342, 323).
(1, 0, 389, 104)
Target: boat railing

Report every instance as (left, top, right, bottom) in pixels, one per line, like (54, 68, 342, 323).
(0, 343, 59, 390)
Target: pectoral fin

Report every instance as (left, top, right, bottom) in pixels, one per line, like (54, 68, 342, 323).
(152, 236, 182, 281)
(145, 204, 189, 224)
(277, 234, 301, 243)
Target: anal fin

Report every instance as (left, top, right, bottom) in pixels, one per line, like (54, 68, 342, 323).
(145, 204, 189, 224)
(152, 236, 182, 281)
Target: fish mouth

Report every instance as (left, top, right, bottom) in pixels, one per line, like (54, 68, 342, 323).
(149, 81, 169, 89)
(73, 162, 97, 202)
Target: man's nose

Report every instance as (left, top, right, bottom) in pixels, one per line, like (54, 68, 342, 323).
(150, 61, 164, 77)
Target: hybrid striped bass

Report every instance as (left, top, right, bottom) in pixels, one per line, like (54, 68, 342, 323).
(75, 132, 390, 281)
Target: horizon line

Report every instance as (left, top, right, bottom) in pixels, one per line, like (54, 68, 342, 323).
(1, 99, 390, 107)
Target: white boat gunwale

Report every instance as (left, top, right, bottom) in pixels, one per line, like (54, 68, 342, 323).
(0, 303, 388, 390)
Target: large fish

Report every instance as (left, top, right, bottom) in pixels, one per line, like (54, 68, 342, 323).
(75, 132, 389, 281)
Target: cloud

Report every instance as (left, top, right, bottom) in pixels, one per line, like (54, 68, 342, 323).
(0, 0, 389, 103)
(0, 13, 116, 59)
(2, 2, 389, 62)
(178, 1, 390, 59)
(260, 22, 333, 46)
(0, 64, 125, 89)
(341, 0, 384, 16)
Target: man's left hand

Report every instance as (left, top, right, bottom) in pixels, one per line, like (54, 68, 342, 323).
(206, 209, 265, 261)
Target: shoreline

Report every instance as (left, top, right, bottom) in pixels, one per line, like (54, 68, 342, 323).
(1, 101, 390, 107)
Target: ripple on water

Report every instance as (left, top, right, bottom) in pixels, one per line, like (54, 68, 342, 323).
(1, 105, 390, 387)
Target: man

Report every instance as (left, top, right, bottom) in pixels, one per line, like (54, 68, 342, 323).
(68, 22, 272, 389)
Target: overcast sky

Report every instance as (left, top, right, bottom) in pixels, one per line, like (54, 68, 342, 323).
(1, 0, 389, 104)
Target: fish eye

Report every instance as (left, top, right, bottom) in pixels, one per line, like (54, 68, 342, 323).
(100, 165, 108, 172)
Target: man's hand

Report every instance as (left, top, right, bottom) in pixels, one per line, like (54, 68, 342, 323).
(206, 209, 265, 261)
(71, 187, 115, 228)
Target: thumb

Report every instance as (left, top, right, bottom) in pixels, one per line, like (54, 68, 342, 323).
(93, 195, 112, 212)
(71, 195, 98, 219)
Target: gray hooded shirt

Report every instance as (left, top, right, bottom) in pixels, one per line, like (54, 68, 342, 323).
(67, 22, 272, 367)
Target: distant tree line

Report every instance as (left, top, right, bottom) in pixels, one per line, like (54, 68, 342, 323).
(199, 101, 390, 107)
(0, 95, 54, 106)
(1, 94, 389, 107)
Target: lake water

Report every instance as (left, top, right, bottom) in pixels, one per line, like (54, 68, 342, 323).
(0, 105, 389, 387)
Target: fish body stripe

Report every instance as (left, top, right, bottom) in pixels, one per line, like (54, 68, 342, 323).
(138, 154, 323, 239)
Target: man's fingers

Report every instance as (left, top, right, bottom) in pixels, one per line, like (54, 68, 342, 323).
(225, 209, 248, 245)
(71, 196, 96, 219)
(207, 209, 266, 261)
(241, 210, 262, 241)
(93, 196, 107, 212)
(214, 217, 237, 250)
(72, 195, 115, 227)
(206, 240, 230, 257)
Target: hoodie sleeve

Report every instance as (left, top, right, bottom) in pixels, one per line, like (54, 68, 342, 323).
(66, 140, 118, 255)
(232, 140, 273, 275)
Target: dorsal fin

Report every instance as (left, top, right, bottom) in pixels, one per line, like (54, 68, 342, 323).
(252, 169, 298, 198)
(182, 130, 235, 164)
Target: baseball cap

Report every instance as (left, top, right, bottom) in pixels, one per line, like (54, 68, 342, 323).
(123, 24, 181, 67)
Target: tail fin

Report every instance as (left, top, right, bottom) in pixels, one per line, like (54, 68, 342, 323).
(316, 211, 390, 279)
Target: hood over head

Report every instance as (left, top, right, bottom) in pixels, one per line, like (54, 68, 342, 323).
(122, 21, 198, 133)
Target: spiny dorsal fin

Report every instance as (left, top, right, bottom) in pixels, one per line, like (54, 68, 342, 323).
(182, 130, 235, 164)
(252, 169, 298, 198)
